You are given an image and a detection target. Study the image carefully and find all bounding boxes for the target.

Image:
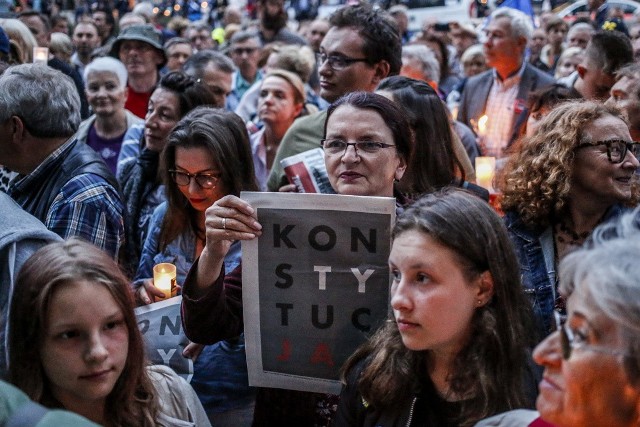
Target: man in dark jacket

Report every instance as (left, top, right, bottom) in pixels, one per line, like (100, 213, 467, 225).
(0, 64, 124, 260)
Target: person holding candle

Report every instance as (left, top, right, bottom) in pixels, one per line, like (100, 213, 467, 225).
(134, 107, 259, 425)
(333, 188, 536, 426)
(457, 7, 555, 158)
(7, 238, 211, 427)
(500, 100, 640, 342)
(180, 92, 411, 424)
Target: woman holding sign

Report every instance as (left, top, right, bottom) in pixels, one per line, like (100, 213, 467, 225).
(181, 92, 411, 424)
(7, 238, 210, 427)
(332, 189, 536, 427)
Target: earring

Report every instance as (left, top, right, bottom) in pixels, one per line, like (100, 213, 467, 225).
(477, 300, 483, 306)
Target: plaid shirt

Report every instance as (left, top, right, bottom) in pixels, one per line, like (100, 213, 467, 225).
(9, 139, 125, 259)
(483, 63, 525, 157)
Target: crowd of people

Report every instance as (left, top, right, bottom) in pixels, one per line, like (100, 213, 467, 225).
(1, 0, 640, 425)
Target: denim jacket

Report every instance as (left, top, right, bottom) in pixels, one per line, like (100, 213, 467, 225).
(135, 202, 241, 287)
(504, 211, 556, 342)
(504, 205, 626, 342)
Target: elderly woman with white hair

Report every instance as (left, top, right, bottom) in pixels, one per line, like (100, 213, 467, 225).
(400, 44, 441, 91)
(476, 211, 640, 427)
(75, 57, 143, 174)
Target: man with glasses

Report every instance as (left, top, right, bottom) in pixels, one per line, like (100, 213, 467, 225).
(227, 31, 263, 111)
(457, 7, 555, 158)
(110, 24, 167, 119)
(267, 3, 402, 191)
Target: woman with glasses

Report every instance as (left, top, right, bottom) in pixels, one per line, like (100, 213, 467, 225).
(180, 92, 410, 424)
(334, 189, 535, 427)
(134, 107, 259, 425)
(116, 72, 216, 277)
(476, 212, 640, 427)
(500, 101, 640, 342)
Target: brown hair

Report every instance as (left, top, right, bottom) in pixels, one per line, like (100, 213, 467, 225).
(9, 238, 158, 426)
(342, 188, 534, 426)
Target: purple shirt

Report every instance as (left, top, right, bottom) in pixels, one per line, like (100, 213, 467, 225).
(86, 125, 125, 175)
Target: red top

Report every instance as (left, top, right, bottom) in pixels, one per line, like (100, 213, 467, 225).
(125, 85, 152, 119)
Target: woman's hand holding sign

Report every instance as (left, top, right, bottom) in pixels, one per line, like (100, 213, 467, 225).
(194, 195, 263, 297)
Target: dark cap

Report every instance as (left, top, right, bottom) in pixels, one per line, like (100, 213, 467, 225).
(110, 24, 167, 67)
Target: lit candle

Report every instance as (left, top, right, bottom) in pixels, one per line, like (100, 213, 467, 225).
(33, 47, 48, 64)
(153, 263, 177, 299)
(477, 115, 489, 137)
(475, 156, 496, 192)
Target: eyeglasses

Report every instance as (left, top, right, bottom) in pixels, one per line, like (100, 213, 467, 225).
(316, 52, 369, 71)
(552, 311, 629, 360)
(321, 139, 396, 156)
(231, 47, 258, 56)
(169, 170, 221, 189)
(575, 139, 640, 163)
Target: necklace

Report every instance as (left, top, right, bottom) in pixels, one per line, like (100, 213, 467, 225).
(554, 212, 606, 246)
(555, 220, 591, 245)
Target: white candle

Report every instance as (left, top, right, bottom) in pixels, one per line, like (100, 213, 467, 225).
(475, 156, 496, 192)
(33, 47, 48, 64)
(153, 263, 176, 299)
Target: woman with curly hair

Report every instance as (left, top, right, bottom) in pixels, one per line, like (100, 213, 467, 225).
(501, 100, 640, 341)
(333, 188, 536, 427)
(8, 238, 210, 426)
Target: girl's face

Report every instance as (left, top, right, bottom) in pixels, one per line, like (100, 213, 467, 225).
(40, 280, 129, 414)
(389, 230, 490, 356)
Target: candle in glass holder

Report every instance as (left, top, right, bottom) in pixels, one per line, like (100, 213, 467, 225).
(475, 156, 496, 192)
(153, 263, 176, 299)
(33, 47, 49, 64)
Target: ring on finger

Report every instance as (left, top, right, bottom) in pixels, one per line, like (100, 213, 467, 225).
(222, 217, 227, 230)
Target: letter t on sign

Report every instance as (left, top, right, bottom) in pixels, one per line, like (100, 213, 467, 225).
(314, 266, 331, 290)
(351, 268, 374, 293)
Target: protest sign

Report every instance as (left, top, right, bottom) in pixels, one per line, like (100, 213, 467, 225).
(135, 296, 193, 382)
(242, 192, 395, 394)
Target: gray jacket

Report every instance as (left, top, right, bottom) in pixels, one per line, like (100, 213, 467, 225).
(0, 192, 61, 374)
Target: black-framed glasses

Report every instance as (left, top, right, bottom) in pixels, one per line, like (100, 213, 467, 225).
(169, 170, 221, 189)
(552, 311, 629, 360)
(575, 139, 640, 163)
(316, 52, 369, 71)
(321, 139, 396, 157)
